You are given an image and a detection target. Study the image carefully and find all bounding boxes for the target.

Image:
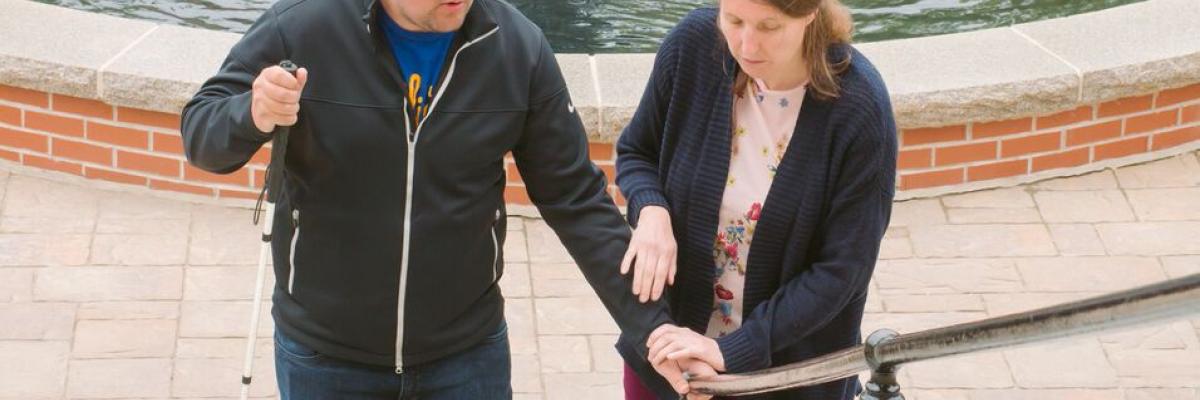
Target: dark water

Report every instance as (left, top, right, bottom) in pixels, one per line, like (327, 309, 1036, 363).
(35, 0, 1143, 53)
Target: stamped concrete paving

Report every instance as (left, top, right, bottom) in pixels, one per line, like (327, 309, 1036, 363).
(1, 151, 1198, 400)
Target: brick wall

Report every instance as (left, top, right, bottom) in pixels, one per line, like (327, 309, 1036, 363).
(2, 82, 1198, 206)
(898, 83, 1200, 190)
(0, 84, 269, 200)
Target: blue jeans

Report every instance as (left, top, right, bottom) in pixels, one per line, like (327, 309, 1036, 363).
(274, 322, 512, 400)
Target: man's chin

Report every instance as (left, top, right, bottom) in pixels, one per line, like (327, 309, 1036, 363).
(433, 16, 467, 32)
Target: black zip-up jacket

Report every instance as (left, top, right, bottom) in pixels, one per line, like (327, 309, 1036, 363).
(182, 0, 671, 371)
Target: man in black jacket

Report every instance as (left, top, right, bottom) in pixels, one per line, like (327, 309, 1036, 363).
(182, 0, 673, 398)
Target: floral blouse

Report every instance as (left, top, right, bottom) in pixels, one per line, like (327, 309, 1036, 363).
(705, 78, 806, 338)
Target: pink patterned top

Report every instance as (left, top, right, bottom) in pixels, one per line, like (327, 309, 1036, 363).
(705, 78, 806, 338)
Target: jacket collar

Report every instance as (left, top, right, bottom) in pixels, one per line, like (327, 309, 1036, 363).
(361, 0, 498, 42)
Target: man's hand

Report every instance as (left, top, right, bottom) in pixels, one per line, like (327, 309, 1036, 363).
(647, 324, 726, 372)
(651, 356, 689, 395)
(251, 65, 308, 134)
(680, 357, 719, 400)
(651, 357, 719, 400)
(620, 205, 677, 303)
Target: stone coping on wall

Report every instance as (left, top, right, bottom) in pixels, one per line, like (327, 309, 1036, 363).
(2, 0, 1197, 139)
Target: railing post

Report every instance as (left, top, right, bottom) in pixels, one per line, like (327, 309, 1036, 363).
(860, 329, 904, 400)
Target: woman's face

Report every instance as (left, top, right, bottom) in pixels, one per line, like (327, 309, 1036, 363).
(719, 0, 816, 87)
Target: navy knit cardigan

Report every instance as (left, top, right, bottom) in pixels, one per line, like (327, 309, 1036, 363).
(614, 8, 898, 399)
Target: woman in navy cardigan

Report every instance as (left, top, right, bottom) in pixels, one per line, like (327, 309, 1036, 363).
(614, 0, 898, 398)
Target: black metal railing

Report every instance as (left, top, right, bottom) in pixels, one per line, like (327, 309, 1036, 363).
(689, 273, 1200, 398)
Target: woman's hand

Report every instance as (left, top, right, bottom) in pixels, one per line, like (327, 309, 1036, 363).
(620, 205, 677, 303)
(647, 324, 726, 372)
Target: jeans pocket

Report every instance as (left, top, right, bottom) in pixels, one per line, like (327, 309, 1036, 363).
(483, 320, 509, 343)
(275, 330, 323, 360)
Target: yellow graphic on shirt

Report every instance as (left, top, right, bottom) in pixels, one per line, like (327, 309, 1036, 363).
(407, 74, 435, 127)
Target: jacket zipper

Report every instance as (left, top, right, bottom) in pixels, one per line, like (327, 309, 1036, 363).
(288, 209, 300, 294)
(394, 26, 501, 374)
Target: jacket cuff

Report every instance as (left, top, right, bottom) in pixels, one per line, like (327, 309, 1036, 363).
(230, 91, 273, 142)
(626, 190, 669, 227)
(715, 327, 767, 373)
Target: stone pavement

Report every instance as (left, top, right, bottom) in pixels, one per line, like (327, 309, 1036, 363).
(0, 152, 1198, 400)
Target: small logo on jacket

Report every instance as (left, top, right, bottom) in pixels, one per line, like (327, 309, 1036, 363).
(567, 102, 575, 114)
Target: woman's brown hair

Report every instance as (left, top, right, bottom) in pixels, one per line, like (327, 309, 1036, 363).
(728, 0, 854, 100)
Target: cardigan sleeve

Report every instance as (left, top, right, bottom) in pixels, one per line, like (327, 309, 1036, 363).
(614, 26, 680, 227)
(715, 94, 898, 373)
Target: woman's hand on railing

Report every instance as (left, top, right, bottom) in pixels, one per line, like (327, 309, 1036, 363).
(648, 324, 725, 398)
(648, 324, 727, 372)
(621, 205, 677, 303)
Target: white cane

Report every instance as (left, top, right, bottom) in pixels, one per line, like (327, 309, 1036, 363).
(240, 60, 299, 400)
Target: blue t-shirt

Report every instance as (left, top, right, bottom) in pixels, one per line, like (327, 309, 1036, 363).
(382, 16, 455, 129)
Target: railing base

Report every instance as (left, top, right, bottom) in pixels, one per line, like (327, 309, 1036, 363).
(859, 370, 904, 400)
(861, 329, 905, 400)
